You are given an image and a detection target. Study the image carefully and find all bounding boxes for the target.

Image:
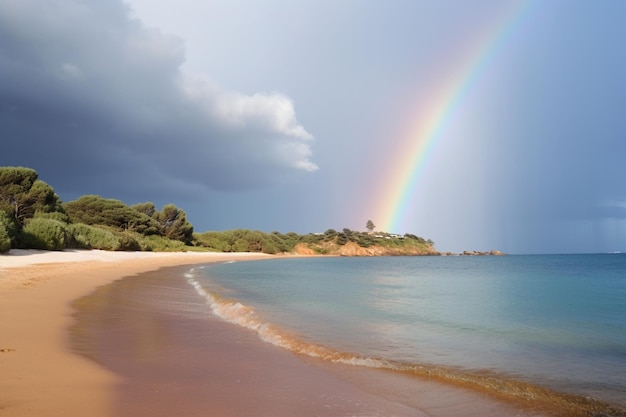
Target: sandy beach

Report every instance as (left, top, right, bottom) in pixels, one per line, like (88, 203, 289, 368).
(0, 249, 269, 417)
(0, 249, 556, 417)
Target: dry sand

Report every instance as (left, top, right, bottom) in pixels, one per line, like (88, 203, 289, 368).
(0, 249, 269, 417)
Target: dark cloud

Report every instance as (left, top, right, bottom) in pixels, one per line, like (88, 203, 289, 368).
(0, 0, 316, 202)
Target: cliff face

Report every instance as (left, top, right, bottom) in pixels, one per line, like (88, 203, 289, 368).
(293, 241, 439, 256)
(293, 242, 506, 257)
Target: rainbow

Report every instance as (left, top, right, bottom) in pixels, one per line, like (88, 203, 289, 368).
(376, 1, 537, 234)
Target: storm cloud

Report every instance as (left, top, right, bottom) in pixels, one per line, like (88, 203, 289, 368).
(2, 0, 625, 253)
(0, 0, 316, 200)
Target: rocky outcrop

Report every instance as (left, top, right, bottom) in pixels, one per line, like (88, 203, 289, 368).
(292, 243, 317, 255)
(338, 242, 386, 256)
(439, 250, 507, 256)
(293, 242, 439, 257)
(292, 241, 505, 257)
(460, 250, 506, 256)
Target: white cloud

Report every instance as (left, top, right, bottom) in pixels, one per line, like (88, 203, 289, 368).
(215, 92, 314, 140)
(276, 141, 318, 172)
(179, 75, 317, 174)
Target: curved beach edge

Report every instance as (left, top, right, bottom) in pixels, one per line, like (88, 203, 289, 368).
(0, 249, 270, 417)
(2, 249, 620, 417)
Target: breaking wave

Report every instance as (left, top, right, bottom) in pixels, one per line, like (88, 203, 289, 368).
(186, 273, 626, 417)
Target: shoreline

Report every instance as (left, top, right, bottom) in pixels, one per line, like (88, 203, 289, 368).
(0, 249, 599, 417)
(71, 262, 556, 417)
(0, 249, 270, 417)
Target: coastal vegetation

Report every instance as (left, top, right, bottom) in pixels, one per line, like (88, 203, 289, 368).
(193, 228, 436, 256)
(0, 166, 436, 255)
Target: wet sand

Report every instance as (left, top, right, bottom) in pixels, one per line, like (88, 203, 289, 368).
(72, 263, 554, 417)
(2, 249, 559, 416)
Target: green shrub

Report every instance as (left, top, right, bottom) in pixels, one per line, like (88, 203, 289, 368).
(134, 234, 189, 252)
(115, 233, 141, 251)
(0, 211, 20, 249)
(21, 218, 69, 250)
(195, 231, 233, 252)
(0, 222, 11, 253)
(34, 210, 70, 223)
(68, 223, 121, 250)
(356, 234, 374, 248)
(85, 226, 142, 251)
(301, 233, 323, 244)
(194, 229, 288, 254)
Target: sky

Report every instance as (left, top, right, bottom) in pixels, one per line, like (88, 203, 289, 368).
(1, 0, 625, 254)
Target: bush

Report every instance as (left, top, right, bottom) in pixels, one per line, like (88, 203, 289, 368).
(0, 222, 11, 253)
(82, 225, 143, 251)
(0, 210, 20, 249)
(21, 218, 69, 250)
(356, 234, 374, 248)
(194, 229, 288, 254)
(301, 233, 324, 244)
(68, 223, 121, 250)
(193, 231, 232, 252)
(268, 232, 295, 253)
(34, 210, 71, 223)
(114, 233, 141, 251)
(134, 234, 189, 252)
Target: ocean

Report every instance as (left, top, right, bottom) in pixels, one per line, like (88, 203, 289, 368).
(187, 254, 626, 410)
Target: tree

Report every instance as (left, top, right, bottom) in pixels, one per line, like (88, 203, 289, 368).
(64, 195, 154, 233)
(0, 214, 12, 253)
(0, 211, 19, 250)
(0, 167, 38, 221)
(0, 167, 64, 224)
(24, 180, 65, 216)
(154, 204, 194, 244)
(366, 219, 375, 233)
(130, 202, 161, 235)
(131, 202, 157, 218)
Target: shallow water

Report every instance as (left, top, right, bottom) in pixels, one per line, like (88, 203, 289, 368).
(191, 254, 626, 409)
(71, 266, 550, 417)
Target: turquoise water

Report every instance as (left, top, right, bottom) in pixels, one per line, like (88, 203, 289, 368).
(188, 254, 626, 407)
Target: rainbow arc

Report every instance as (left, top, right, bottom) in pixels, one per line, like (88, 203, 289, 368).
(377, 1, 537, 234)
